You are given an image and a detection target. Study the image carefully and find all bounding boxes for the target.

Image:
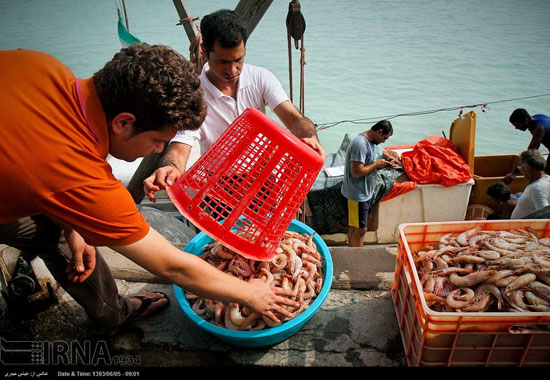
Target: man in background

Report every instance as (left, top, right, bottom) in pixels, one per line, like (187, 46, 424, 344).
(144, 9, 325, 202)
(510, 149, 550, 219)
(505, 108, 550, 184)
(341, 121, 395, 247)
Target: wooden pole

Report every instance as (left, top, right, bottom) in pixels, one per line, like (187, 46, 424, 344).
(172, 0, 199, 43)
(122, 0, 130, 31)
(127, 1, 200, 204)
(234, 0, 273, 36)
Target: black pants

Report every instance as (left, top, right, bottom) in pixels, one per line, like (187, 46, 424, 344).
(0, 215, 136, 331)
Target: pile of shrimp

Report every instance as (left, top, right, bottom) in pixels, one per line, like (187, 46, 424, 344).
(414, 226, 550, 313)
(185, 231, 324, 330)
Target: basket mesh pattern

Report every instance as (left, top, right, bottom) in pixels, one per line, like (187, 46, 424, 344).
(168, 108, 323, 261)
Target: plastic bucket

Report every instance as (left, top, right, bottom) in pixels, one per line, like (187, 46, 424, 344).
(167, 108, 324, 261)
(173, 219, 333, 347)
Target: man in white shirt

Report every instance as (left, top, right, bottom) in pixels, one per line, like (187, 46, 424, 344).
(144, 9, 326, 202)
(511, 149, 550, 219)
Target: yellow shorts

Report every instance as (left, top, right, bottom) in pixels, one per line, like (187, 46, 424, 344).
(347, 198, 373, 229)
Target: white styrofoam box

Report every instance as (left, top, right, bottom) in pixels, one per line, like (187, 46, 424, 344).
(375, 179, 474, 243)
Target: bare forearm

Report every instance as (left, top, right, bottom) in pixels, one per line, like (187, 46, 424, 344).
(288, 115, 317, 139)
(111, 229, 250, 305)
(160, 142, 192, 173)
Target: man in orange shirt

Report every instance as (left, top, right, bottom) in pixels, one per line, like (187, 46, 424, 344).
(0, 43, 297, 334)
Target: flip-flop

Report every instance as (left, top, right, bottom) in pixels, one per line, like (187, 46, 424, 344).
(90, 292, 170, 335)
(129, 291, 170, 322)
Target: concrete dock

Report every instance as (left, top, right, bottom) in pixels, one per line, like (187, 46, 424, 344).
(0, 204, 408, 368)
(0, 245, 406, 368)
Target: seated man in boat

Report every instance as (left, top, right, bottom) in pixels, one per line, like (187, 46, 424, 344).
(510, 149, 550, 219)
(486, 181, 519, 219)
(504, 108, 550, 183)
(340, 120, 396, 247)
(0, 44, 297, 334)
(143, 9, 325, 202)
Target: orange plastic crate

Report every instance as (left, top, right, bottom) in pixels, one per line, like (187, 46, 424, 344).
(392, 219, 550, 366)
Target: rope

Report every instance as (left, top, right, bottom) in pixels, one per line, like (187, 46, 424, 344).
(177, 16, 199, 26)
(189, 31, 206, 75)
(315, 93, 550, 131)
(286, 0, 307, 114)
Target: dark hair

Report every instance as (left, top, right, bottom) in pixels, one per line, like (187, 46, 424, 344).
(201, 9, 248, 55)
(487, 182, 511, 203)
(93, 43, 206, 134)
(371, 120, 393, 135)
(509, 108, 530, 124)
(520, 149, 546, 171)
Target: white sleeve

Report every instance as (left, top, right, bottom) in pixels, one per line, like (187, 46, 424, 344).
(531, 182, 550, 211)
(170, 128, 200, 146)
(261, 68, 290, 111)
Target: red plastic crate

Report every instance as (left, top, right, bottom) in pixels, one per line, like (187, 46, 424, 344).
(167, 108, 324, 261)
(392, 219, 550, 366)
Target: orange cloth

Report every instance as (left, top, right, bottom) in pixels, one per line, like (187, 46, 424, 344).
(0, 49, 149, 246)
(401, 136, 472, 187)
(380, 137, 471, 201)
(381, 181, 417, 201)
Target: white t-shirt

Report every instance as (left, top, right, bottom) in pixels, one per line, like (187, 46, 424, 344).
(170, 62, 290, 154)
(511, 176, 550, 219)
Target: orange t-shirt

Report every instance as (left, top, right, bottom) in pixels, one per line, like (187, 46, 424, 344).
(0, 49, 149, 246)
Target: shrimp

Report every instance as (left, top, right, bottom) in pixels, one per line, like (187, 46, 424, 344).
(450, 255, 486, 265)
(224, 307, 241, 330)
(228, 303, 246, 326)
(434, 256, 448, 269)
(446, 288, 475, 309)
(532, 251, 550, 268)
(448, 270, 496, 288)
(259, 267, 274, 285)
(461, 293, 493, 312)
(238, 312, 261, 331)
(434, 276, 449, 297)
(192, 298, 207, 316)
(228, 255, 252, 277)
(475, 283, 504, 310)
(422, 274, 436, 293)
(291, 255, 303, 280)
(485, 269, 516, 284)
(477, 250, 500, 260)
(212, 243, 235, 260)
(423, 292, 446, 305)
(215, 302, 226, 324)
(524, 291, 550, 307)
(456, 227, 482, 247)
(505, 273, 537, 295)
(495, 275, 518, 288)
(432, 267, 473, 276)
(509, 290, 529, 311)
(529, 281, 550, 301)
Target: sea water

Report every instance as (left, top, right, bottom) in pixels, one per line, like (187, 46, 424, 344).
(1, 0, 549, 156)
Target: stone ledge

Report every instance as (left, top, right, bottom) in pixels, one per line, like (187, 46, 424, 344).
(99, 244, 399, 291)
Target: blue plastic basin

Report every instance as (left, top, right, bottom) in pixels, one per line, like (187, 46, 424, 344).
(173, 219, 333, 347)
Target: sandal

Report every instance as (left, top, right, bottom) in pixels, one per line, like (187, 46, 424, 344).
(90, 291, 170, 335)
(129, 291, 170, 322)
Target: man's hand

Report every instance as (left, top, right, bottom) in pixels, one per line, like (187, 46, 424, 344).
(64, 229, 96, 283)
(376, 159, 394, 169)
(245, 278, 299, 324)
(503, 172, 516, 185)
(143, 165, 181, 203)
(301, 137, 327, 162)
